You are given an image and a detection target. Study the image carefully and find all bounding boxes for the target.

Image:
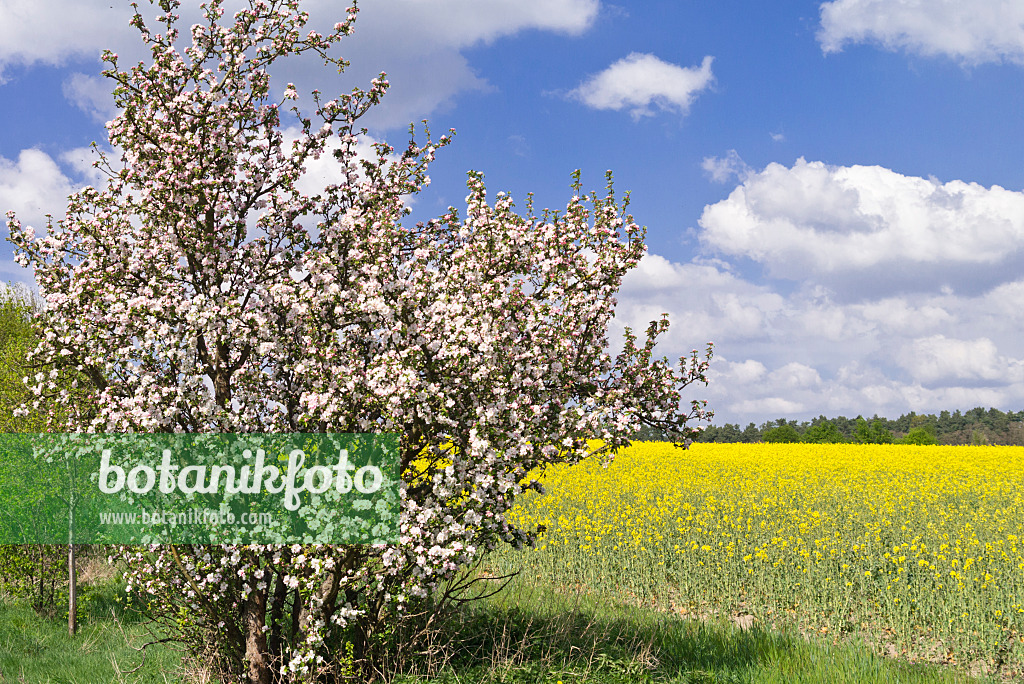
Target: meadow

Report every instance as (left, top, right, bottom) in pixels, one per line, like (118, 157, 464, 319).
(487, 442, 1024, 681)
(4, 441, 1021, 682)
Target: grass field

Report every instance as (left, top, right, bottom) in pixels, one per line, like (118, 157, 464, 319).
(0, 577, 193, 682)
(401, 573, 992, 684)
(1, 573, 997, 684)
(2, 441, 1020, 682)
(487, 442, 1024, 681)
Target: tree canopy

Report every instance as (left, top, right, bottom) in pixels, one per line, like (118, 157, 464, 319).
(5, 0, 713, 679)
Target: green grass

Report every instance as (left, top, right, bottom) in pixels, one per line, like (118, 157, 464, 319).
(0, 577, 200, 684)
(0, 566, 1004, 683)
(486, 444, 1024, 677)
(395, 572, 1001, 684)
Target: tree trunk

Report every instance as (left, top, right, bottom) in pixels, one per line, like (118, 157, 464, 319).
(67, 543, 77, 636)
(268, 570, 287, 666)
(68, 447, 78, 635)
(243, 590, 272, 684)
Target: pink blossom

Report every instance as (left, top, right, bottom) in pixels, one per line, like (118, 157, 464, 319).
(4, 0, 713, 678)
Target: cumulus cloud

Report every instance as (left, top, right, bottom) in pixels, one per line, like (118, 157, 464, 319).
(0, 0, 600, 129)
(608, 246, 1024, 426)
(355, 0, 599, 47)
(896, 335, 1024, 386)
(720, 359, 767, 385)
(732, 396, 806, 415)
(290, 0, 600, 129)
(62, 73, 117, 124)
(0, 149, 76, 233)
(818, 0, 1024, 65)
(702, 150, 751, 184)
(281, 127, 409, 215)
(698, 157, 1024, 296)
(569, 53, 714, 119)
(853, 298, 953, 336)
(0, 1, 130, 79)
(769, 362, 822, 390)
(705, 359, 804, 419)
(58, 145, 111, 187)
(615, 254, 784, 346)
(703, 352, 1024, 426)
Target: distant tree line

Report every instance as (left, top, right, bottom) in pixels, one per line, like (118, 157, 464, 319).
(632, 408, 1024, 446)
(0, 284, 75, 622)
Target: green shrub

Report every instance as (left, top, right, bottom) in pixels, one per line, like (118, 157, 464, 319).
(763, 424, 801, 443)
(900, 426, 937, 445)
(802, 420, 846, 444)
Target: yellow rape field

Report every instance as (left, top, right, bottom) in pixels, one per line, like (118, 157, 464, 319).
(490, 442, 1024, 673)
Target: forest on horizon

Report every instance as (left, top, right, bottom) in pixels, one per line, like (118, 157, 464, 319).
(634, 406, 1024, 446)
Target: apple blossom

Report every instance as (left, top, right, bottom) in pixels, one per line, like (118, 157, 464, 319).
(6, 0, 712, 681)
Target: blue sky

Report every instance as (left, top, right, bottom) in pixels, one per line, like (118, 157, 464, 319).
(3, 0, 1024, 427)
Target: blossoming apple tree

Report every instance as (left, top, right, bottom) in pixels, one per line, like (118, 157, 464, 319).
(6, 0, 713, 680)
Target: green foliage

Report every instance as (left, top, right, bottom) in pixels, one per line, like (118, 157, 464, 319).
(694, 422, 763, 443)
(2, 571, 989, 684)
(762, 424, 801, 443)
(801, 420, 846, 444)
(900, 426, 938, 445)
(0, 581, 180, 682)
(0, 545, 66, 618)
(740, 422, 761, 443)
(388, 574, 988, 684)
(0, 283, 45, 433)
(854, 417, 894, 444)
(696, 407, 1024, 445)
(698, 423, 743, 442)
(0, 285, 79, 620)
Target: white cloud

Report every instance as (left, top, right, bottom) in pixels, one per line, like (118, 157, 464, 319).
(853, 298, 953, 335)
(768, 362, 822, 390)
(507, 134, 530, 158)
(706, 352, 1024, 426)
(0, 0, 599, 66)
(896, 334, 1024, 386)
(58, 145, 111, 187)
(356, 0, 599, 47)
(284, 127, 410, 214)
(609, 247, 1024, 426)
(720, 359, 767, 385)
(62, 73, 117, 124)
(698, 158, 1024, 295)
(0, 0, 600, 130)
(569, 53, 714, 119)
(0, 1, 130, 79)
(0, 149, 76, 233)
(288, 0, 600, 128)
(818, 0, 1024, 65)
(285, 126, 371, 200)
(615, 254, 784, 345)
(702, 150, 750, 184)
(732, 397, 806, 415)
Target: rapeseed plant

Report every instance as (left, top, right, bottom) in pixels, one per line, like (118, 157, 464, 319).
(492, 442, 1024, 673)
